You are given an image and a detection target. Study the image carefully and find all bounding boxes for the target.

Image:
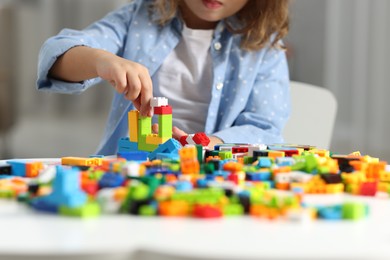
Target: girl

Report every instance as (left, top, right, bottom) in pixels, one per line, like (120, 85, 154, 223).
(37, 0, 291, 155)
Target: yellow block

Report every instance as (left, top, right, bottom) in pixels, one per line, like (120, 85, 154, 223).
(128, 110, 139, 142)
(145, 134, 170, 145)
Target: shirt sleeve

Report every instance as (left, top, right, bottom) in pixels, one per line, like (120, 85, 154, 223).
(213, 46, 291, 144)
(36, 1, 140, 94)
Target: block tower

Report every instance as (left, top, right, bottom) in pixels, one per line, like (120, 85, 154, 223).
(119, 97, 173, 152)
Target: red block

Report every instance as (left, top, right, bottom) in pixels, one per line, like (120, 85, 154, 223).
(154, 105, 172, 115)
(193, 204, 223, 218)
(192, 132, 210, 146)
(360, 182, 378, 196)
(232, 146, 248, 154)
(179, 135, 189, 146)
(228, 173, 239, 185)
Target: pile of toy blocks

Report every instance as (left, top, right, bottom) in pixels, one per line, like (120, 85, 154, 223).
(0, 97, 387, 221)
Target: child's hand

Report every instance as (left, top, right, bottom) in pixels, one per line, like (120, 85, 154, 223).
(95, 52, 153, 117)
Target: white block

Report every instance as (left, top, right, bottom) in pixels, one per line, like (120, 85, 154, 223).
(151, 97, 168, 107)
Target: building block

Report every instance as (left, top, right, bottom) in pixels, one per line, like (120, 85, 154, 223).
(138, 116, 152, 136)
(0, 165, 12, 175)
(7, 161, 44, 178)
(342, 202, 367, 220)
(179, 135, 188, 146)
(146, 134, 171, 145)
(128, 110, 139, 142)
(158, 114, 172, 138)
(117, 151, 149, 161)
(59, 202, 100, 218)
(154, 105, 172, 115)
(38, 166, 87, 208)
(118, 137, 138, 152)
(98, 173, 125, 189)
(61, 157, 102, 167)
(151, 97, 168, 107)
(148, 138, 182, 161)
(192, 133, 210, 147)
(138, 135, 159, 152)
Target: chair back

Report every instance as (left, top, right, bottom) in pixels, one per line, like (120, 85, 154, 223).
(283, 81, 338, 149)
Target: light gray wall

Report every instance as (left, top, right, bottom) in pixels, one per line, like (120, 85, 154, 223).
(287, 0, 326, 87)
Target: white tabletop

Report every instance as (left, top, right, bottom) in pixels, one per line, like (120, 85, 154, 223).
(1, 160, 390, 260)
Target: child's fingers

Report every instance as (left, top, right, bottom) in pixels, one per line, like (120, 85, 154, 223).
(152, 124, 159, 134)
(111, 71, 127, 94)
(138, 73, 153, 117)
(125, 71, 142, 101)
(172, 126, 188, 140)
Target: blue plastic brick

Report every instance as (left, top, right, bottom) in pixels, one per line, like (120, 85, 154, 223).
(148, 138, 182, 161)
(118, 137, 139, 153)
(257, 158, 273, 168)
(39, 166, 87, 208)
(98, 173, 125, 188)
(7, 161, 27, 177)
(175, 181, 193, 192)
(30, 198, 58, 213)
(118, 151, 149, 161)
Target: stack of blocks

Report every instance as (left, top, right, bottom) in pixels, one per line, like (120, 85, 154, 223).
(118, 97, 181, 160)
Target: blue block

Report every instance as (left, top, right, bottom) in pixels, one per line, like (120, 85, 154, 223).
(146, 166, 170, 176)
(7, 161, 27, 177)
(118, 151, 149, 161)
(196, 178, 208, 188)
(156, 152, 180, 161)
(118, 138, 139, 152)
(317, 205, 343, 220)
(275, 157, 295, 166)
(148, 139, 181, 161)
(175, 181, 193, 192)
(41, 166, 87, 208)
(257, 158, 273, 168)
(30, 198, 58, 213)
(212, 170, 229, 179)
(98, 172, 125, 188)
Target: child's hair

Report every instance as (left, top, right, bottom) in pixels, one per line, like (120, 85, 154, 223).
(151, 0, 290, 51)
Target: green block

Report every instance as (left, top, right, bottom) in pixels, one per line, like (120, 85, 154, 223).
(158, 114, 172, 138)
(138, 135, 159, 152)
(219, 151, 232, 160)
(139, 205, 157, 216)
(0, 189, 14, 198)
(243, 156, 254, 164)
(204, 162, 215, 173)
(342, 202, 367, 220)
(132, 183, 150, 201)
(304, 154, 318, 173)
(59, 202, 100, 218)
(223, 204, 244, 216)
(248, 187, 264, 203)
(139, 116, 152, 136)
(196, 145, 203, 164)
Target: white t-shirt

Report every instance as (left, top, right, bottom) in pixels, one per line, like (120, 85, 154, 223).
(154, 24, 214, 133)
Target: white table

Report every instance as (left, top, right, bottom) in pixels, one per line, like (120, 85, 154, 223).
(1, 159, 390, 260)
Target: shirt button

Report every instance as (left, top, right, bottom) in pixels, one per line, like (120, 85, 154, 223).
(216, 82, 224, 90)
(214, 42, 222, 51)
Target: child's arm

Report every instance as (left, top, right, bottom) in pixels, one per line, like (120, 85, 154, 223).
(50, 46, 153, 117)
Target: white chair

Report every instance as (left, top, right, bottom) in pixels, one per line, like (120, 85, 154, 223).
(283, 81, 338, 150)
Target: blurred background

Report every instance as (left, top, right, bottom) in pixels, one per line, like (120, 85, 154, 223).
(0, 0, 389, 160)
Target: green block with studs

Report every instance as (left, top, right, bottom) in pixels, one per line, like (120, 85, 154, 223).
(158, 114, 172, 138)
(59, 202, 100, 218)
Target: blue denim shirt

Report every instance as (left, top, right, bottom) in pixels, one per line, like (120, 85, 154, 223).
(37, 0, 291, 155)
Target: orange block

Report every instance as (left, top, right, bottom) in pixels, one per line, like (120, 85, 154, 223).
(275, 182, 290, 190)
(26, 162, 44, 178)
(159, 201, 190, 217)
